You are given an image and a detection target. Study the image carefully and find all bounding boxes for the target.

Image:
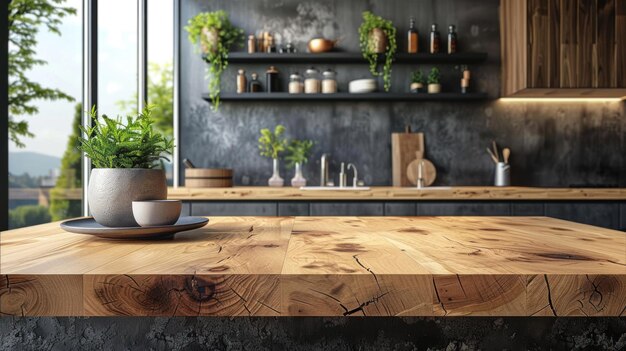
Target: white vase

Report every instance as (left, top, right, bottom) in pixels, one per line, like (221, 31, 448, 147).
(291, 162, 307, 187)
(268, 158, 284, 187)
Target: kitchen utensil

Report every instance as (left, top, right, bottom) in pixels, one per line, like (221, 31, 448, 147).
(491, 140, 500, 162)
(494, 162, 511, 186)
(392, 130, 425, 186)
(486, 148, 499, 164)
(349, 79, 377, 93)
(183, 158, 196, 168)
(132, 200, 182, 227)
(185, 168, 233, 188)
(60, 216, 209, 240)
(406, 152, 437, 187)
(307, 38, 337, 53)
(503, 148, 511, 164)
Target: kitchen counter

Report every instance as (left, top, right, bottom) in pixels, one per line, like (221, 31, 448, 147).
(1, 216, 624, 317)
(167, 186, 626, 201)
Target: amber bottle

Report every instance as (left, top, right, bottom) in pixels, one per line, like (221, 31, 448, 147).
(429, 24, 440, 54)
(407, 17, 419, 53)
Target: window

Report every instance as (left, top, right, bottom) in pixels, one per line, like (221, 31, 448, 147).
(7, 0, 83, 229)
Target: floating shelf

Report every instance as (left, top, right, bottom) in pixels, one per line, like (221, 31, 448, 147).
(226, 52, 488, 64)
(210, 92, 489, 102)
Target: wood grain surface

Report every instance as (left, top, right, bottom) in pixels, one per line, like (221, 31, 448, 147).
(166, 186, 626, 201)
(1, 216, 624, 317)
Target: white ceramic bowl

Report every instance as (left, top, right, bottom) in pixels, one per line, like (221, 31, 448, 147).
(132, 200, 182, 227)
(349, 79, 377, 93)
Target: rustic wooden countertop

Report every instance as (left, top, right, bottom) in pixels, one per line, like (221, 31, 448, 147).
(167, 186, 626, 201)
(1, 216, 624, 317)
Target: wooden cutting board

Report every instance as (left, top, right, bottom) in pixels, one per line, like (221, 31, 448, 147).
(406, 156, 437, 186)
(392, 131, 424, 186)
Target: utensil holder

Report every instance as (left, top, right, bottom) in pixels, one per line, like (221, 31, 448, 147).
(494, 162, 510, 187)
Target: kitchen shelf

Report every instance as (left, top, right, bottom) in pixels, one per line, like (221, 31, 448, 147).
(226, 52, 488, 64)
(210, 92, 489, 102)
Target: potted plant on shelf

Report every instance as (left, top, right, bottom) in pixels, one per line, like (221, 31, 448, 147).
(427, 67, 442, 94)
(410, 70, 425, 93)
(78, 106, 174, 227)
(285, 139, 314, 187)
(185, 10, 244, 110)
(258, 125, 287, 187)
(358, 11, 397, 92)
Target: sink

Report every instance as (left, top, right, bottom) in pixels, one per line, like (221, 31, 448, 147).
(300, 186, 371, 191)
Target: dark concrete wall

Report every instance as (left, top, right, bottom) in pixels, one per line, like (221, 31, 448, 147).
(2, 317, 625, 350)
(180, 0, 625, 187)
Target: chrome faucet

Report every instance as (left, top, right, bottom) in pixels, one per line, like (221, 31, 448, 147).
(416, 160, 425, 189)
(347, 163, 358, 187)
(320, 153, 329, 186)
(339, 162, 347, 187)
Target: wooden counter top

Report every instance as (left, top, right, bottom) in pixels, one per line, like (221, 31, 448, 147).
(1, 216, 625, 317)
(167, 186, 626, 201)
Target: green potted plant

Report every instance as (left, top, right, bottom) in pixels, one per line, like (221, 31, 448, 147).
(427, 67, 441, 94)
(359, 11, 397, 92)
(285, 139, 314, 187)
(410, 70, 425, 93)
(185, 11, 244, 110)
(78, 106, 174, 227)
(258, 125, 287, 187)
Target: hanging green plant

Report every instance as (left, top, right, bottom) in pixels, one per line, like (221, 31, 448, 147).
(358, 11, 397, 92)
(185, 11, 244, 110)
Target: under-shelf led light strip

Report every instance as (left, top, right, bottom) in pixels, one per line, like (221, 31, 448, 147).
(499, 97, 625, 103)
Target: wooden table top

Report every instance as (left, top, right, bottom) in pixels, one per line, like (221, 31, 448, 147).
(167, 186, 626, 201)
(1, 216, 624, 317)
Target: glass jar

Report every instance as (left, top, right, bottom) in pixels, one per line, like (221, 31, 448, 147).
(321, 69, 337, 94)
(266, 66, 279, 93)
(289, 72, 304, 94)
(304, 67, 320, 94)
(249, 73, 262, 92)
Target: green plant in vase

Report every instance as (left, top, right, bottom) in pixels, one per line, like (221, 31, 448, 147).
(185, 11, 244, 110)
(77, 106, 174, 227)
(358, 11, 397, 92)
(286, 139, 314, 187)
(410, 70, 425, 93)
(427, 67, 441, 94)
(258, 125, 287, 187)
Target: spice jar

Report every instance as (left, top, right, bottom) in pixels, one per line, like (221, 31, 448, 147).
(247, 34, 256, 54)
(289, 72, 304, 94)
(429, 23, 440, 54)
(249, 73, 262, 92)
(447, 25, 457, 54)
(321, 69, 337, 94)
(266, 66, 279, 93)
(237, 69, 247, 94)
(304, 67, 321, 94)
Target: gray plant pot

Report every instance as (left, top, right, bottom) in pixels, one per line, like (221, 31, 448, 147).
(88, 168, 167, 227)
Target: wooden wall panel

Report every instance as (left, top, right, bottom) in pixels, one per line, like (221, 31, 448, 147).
(577, 0, 597, 87)
(528, 0, 550, 87)
(596, 0, 616, 87)
(548, 0, 561, 87)
(616, 0, 626, 87)
(500, 0, 528, 96)
(560, 0, 579, 87)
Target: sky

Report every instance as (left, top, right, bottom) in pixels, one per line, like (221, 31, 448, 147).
(9, 0, 173, 159)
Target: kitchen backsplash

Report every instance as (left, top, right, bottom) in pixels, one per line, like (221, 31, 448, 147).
(180, 0, 625, 187)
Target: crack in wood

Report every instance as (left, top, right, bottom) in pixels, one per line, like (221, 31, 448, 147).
(257, 299, 280, 314)
(353, 254, 381, 290)
(308, 288, 349, 314)
(456, 274, 467, 298)
(585, 275, 604, 312)
(432, 277, 448, 316)
(5, 275, 10, 294)
(342, 291, 389, 316)
(543, 275, 558, 316)
(229, 287, 251, 316)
